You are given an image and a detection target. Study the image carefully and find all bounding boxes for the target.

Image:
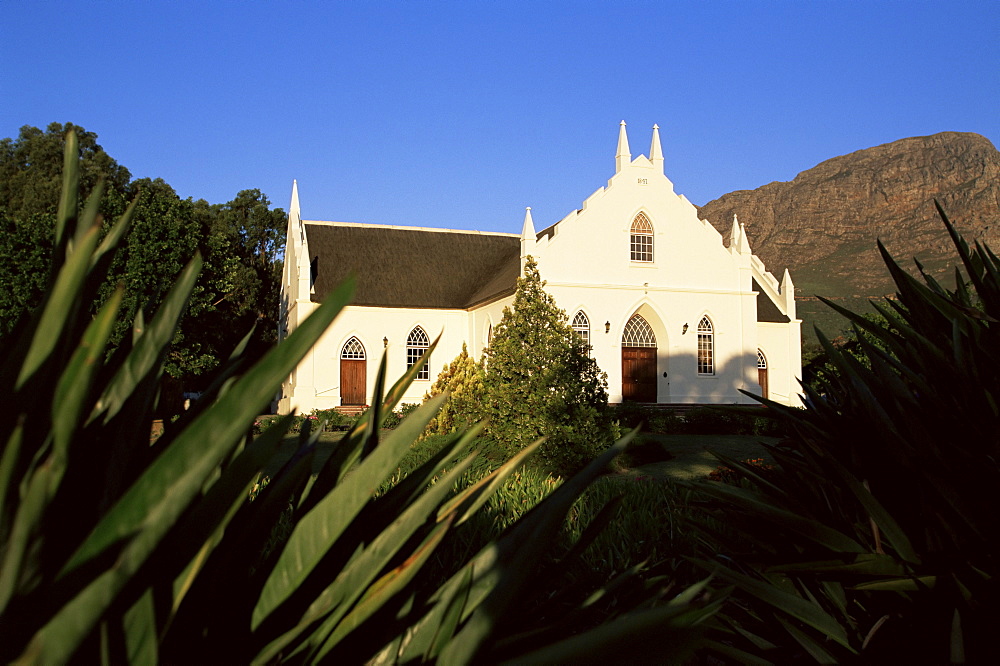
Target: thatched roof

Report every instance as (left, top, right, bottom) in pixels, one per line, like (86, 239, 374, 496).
(305, 223, 520, 309)
(753, 279, 790, 323)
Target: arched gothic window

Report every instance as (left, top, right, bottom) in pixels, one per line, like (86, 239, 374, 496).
(697, 316, 714, 375)
(622, 314, 657, 347)
(341, 337, 366, 359)
(572, 310, 590, 354)
(630, 212, 653, 262)
(757, 349, 769, 399)
(407, 326, 430, 379)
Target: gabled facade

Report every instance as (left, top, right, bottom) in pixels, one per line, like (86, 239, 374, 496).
(277, 122, 802, 414)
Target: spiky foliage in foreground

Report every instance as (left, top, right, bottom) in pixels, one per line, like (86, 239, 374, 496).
(0, 133, 714, 664)
(693, 203, 1000, 663)
(482, 257, 612, 476)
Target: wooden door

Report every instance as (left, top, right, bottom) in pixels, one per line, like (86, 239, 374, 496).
(758, 367, 769, 399)
(341, 359, 366, 406)
(622, 347, 657, 402)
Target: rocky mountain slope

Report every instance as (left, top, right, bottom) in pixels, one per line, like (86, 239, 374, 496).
(699, 133, 1000, 312)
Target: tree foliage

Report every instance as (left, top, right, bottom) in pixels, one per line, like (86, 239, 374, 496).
(0, 123, 285, 402)
(481, 257, 612, 476)
(424, 342, 484, 436)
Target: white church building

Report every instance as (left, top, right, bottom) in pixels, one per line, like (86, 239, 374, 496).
(277, 122, 802, 414)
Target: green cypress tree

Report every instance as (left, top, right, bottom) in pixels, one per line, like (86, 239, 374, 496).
(482, 256, 611, 476)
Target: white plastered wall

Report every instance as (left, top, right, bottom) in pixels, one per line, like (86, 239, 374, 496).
(279, 124, 804, 412)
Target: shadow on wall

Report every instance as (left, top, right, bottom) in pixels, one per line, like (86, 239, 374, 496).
(612, 350, 772, 405)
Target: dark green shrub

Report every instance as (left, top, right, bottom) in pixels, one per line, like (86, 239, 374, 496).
(647, 411, 682, 434)
(679, 407, 735, 434)
(481, 257, 614, 477)
(608, 401, 650, 429)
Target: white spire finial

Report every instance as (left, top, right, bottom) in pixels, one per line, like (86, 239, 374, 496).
(520, 206, 536, 258)
(781, 268, 796, 316)
(290, 179, 300, 220)
(650, 123, 663, 173)
(729, 214, 741, 249)
(781, 267, 794, 293)
(521, 207, 535, 238)
(615, 120, 631, 173)
(737, 217, 752, 254)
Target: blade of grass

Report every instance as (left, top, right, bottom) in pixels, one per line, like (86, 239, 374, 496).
(252, 393, 448, 629)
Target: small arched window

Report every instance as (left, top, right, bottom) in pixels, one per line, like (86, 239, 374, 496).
(572, 310, 591, 355)
(630, 212, 653, 262)
(341, 337, 366, 359)
(406, 326, 430, 379)
(622, 314, 657, 347)
(757, 349, 769, 399)
(697, 316, 714, 375)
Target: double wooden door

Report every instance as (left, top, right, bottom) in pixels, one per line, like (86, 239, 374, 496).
(622, 347, 657, 402)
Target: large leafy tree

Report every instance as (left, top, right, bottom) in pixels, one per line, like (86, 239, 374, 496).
(209, 188, 285, 342)
(175, 189, 285, 387)
(0, 123, 131, 335)
(481, 257, 612, 476)
(0, 124, 285, 403)
(0, 122, 131, 221)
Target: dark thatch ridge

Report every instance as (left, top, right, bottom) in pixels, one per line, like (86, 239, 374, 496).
(305, 223, 520, 309)
(753, 278, 791, 323)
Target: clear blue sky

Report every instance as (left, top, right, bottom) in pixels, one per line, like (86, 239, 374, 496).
(2, 1, 997, 233)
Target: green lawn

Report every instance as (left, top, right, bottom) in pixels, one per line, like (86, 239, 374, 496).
(624, 433, 779, 481)
(262, 431, 347, 478)
(261, 429, 778, 483)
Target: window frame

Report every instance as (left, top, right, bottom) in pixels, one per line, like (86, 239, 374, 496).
(341, 337, 366, 360)
(406, 326, 431, 380)
(622, 314, 657, 347)
(697, 316, 714, 375)
(630, 212, 654, 262)
(572, 310, 591, 355)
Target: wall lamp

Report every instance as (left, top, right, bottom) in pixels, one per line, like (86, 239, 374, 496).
(383, 336, 388, 347)
(605, 321, 611, 334)
(682, 323, 689, 335)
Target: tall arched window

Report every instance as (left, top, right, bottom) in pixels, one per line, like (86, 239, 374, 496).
(697, 316, 714, 375)
(623, 314, 657, 347)
(406, 326, 430, 379)
(572, 310, 590, 355)
(630, 212, 653, 262)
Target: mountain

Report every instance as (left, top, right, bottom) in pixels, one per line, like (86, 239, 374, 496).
(698, 132, 1000, 341)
